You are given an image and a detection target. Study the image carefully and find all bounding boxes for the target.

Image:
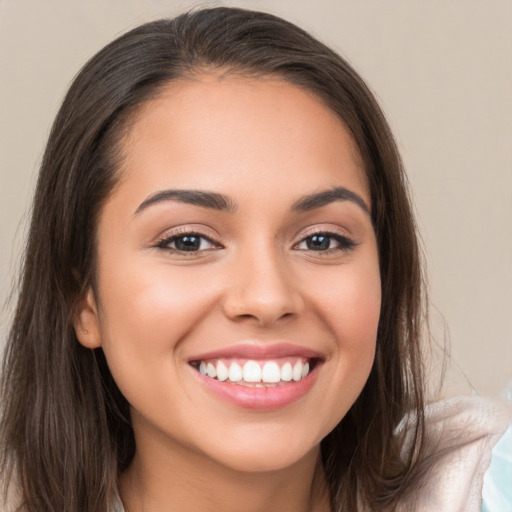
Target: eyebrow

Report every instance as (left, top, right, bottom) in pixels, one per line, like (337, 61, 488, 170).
(134, 186, 370, 216)
(135, 189, 237, 215)
(291, 187, 370, 215)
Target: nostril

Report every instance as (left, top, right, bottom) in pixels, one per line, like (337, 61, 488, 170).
(229, 312, 298, 328)
(221, 272, 305, 326)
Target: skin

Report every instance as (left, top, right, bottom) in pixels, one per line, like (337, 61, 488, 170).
(75, 75, 381, 512)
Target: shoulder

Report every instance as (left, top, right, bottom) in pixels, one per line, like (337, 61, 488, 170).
(397, 395, 512, 512)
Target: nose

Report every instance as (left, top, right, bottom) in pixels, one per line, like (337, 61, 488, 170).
(221, 247, 304, 327)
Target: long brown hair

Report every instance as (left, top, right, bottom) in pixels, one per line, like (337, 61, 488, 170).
(1, 7, 427, 511)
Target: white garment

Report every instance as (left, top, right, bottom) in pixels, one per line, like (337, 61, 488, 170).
(395, 395, 511, 512)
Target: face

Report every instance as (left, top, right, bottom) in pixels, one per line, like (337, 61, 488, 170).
(76, 75, 381, 473)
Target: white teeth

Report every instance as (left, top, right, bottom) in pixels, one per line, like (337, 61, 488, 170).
(280, 362, 293, 381)
(216, 361, 229, 381)
(292, 361, 303, 382)
(197, 358, 313, 384)
(243, 361, 262, 382)
(207, 362, 217, 379)
(228, 362, 243, 382)
(261, 361, 281, 383)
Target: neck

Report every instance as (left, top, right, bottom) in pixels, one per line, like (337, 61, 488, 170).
(119, 423, 330, 512)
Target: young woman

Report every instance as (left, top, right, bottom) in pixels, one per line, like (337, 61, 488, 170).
(1, 7, 508, 512)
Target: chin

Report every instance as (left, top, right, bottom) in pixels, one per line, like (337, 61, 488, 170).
(197, 422, 324, 474)
(209, 442, 318, 474)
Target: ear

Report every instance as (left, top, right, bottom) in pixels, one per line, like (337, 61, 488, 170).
(73, 287, 102, 349)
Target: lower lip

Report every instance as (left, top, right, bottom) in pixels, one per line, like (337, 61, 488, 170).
(192, 365, 319, 411)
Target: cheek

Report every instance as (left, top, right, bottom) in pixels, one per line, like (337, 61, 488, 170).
(98, 257, 212, 339)
(334, 264, 381, 374)
(310, 258, 381, 349)
(95, 261, 223, 430)
(305, 255, 381, 421)
(339, 274, 381, 349)
(95, 257, 220, 385)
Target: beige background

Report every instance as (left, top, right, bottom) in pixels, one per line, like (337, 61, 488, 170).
(0, 0, 511, 396)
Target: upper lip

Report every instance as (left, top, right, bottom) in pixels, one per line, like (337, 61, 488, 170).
(188, 342, 322, 362)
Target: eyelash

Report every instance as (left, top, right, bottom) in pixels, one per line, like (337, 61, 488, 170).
(154, 229, 357, 255)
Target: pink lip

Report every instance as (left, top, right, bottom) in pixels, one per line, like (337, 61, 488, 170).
(187, 342, 323, 411)
(188, 342, 321, 362)
(192, 364, 320, 410)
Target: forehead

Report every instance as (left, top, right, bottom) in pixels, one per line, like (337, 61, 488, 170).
(114, 75, 369, 207)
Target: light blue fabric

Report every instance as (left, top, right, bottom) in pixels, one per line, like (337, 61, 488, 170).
(482, 421, 512, 512)
(482, 382, 512, 512)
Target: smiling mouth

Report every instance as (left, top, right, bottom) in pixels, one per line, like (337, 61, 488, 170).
(190, 357, 318, 387)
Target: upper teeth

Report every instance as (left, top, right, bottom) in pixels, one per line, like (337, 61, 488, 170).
(198, 359, 310, 384)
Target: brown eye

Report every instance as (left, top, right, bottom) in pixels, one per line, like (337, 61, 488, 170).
(173, 235, 202, 251)
(156, 233, 219, 253)
(295, 232, 357, 252)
